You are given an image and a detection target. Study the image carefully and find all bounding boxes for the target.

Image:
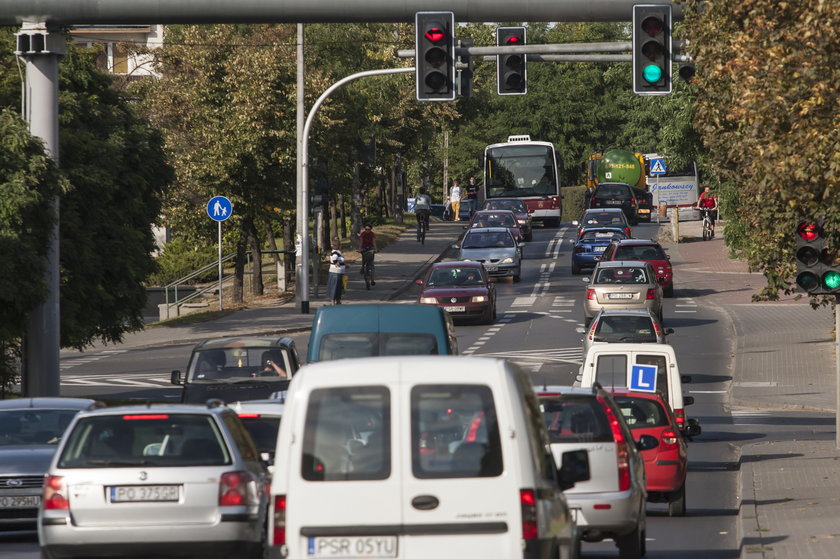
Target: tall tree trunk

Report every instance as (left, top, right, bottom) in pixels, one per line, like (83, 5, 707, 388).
(375, 172, 385, 218)
(395, 155, 404, 225)
(282, 218, 294, 290)
(339, 193, 347, 239)
(388, 164, 395, 219)
(351, 162, 362, 238)
(233, 220, 247, 304)
(329, 197, 338, 243)
(246, 216, 263, 297)
(266, 218, 281, 266)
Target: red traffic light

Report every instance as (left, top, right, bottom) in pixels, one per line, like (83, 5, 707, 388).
(424, 26, 445, 43)
(796, 221, 820, 242)
(641, 16, 664, 36)
(505, 36, 522, 45)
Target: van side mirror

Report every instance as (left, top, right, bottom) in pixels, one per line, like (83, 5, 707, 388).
(635, 434, 658, 451)
(170, 370, 183, 385)
(415, 279, 424, 285)
(684, 418, 702, 438)
(451, 243, 460, 249)
(681, 375, 693, 384)
(575, 327, 586, 334)
(665, 328, 675, 335)
(683, 395, 695, 406)
(582, 277, 591, 283)
(557, 449, 590, 491)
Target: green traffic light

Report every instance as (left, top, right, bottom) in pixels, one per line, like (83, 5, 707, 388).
(822, 270, 840, 290)
(643, 64, 663, 83)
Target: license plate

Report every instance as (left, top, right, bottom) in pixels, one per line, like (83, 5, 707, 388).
(605, 200, 622, 205)
(444, 306, 466, 313)
(109, 485, 180, 503)
(0, 495, 40, 508)
(608, 293, 634, 299)
(594, 246, 607, 252)
(308, 536, 398, 557)
(638, 208, 651, 214)
(484, 265, 498, 271)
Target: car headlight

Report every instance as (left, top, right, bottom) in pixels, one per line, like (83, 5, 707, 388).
(419, 297, 437, 304)
(471, 296, 488, 303)
(517, 219, 528, 225)
(500, 257, 514, 264)
(462, 258, 472, 262)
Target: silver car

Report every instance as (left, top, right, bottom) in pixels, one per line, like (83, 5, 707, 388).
(231, 399, 285, 475)
(582, 261, 663, 326)
(39, 402, 269, 559)
(455, 226, 522, 282)
(576, 309, 674, 354)
(0, 398, 101, 533)
(537, 385, 648, 558)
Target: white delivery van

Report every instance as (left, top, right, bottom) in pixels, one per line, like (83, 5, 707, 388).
(576, 343, 695, 432)
(268, 356, 590, 559)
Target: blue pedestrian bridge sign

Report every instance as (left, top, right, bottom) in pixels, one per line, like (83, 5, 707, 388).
(629, 364, 658, 393)
(207, 196, 233, 222)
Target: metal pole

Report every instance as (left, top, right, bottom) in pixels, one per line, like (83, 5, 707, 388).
(295, 23, 305, 310)
(300, 67, 413, 313)
(835, 295, 839, 450)
(218, 221, 223, 311)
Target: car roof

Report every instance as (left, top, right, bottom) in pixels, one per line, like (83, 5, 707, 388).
(230, 400, 286, 416)
(582, 208, 625, 214)
(595, 182, 632, 188)
(586, 342, 677, 354)
(0, 397, 101, 411)
(594, 260, 653, 268)
(194, 336, 293, 350)
(73, 402, 231, 417)
(611, 239, 663, 247)
(473, 209, 515, 215)
(430, 260, 483, 270)
(534, 385, 600, 397)
(607, 388, 668, 403)
(464, 227, 513, 234)
(594, 308, 656, 317)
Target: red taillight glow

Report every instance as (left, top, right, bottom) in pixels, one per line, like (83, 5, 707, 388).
(646, 288, 656, 300)
(575, 246, 585, 253)
(272, 495, 287, 547)
(464, 412, 484, 443)
(630, 197, 636, 205)
(586, 288, 596, 300)
(122, 414, 170, 420)
(625, 227, 632, 236)
(598, 396, 631, 492)
(661, 429, 679, 447)
(219, 471, 249, 507)
(652, 320, 662, 336)
(43, 475, 68, 510)
(237, 413, 261, 418)
(674, 409, 686, 427)
(519, 489, 538, 540)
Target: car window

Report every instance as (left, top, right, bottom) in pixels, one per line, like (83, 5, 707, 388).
(540, 396, 612, 443)
(595, 316, 656, 342)
(615, 245, 665, 260)
(463, 232, 514, 248)
(222, 412, 261, 464)
(302, 386, 390, 481)
(0, 409, 82, 446)
(581, 230, 621, 242)
(189, 347, 290, 382)
(595, 267, 648, 284)
(596, 186, 630, 198)
(319, 333, 438, 360)
(238, 415, 281, 455)
(58, 413, 231, 468)
(411, 384, 503, 479)
(595, 354, 628, 388)
(613, 396, 670, 428)
(635, 354, 669, 403)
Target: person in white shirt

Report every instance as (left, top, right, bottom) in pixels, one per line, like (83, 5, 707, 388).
(326, 237, 346, 305)
(449, 179, 463, 221)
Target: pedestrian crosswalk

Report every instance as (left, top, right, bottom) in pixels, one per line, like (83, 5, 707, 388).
(61, 374, 172, 388)
(60, 349, 129, 371)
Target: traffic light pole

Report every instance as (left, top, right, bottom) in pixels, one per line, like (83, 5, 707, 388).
(299, 66, 413, 314)
(836, 297, 840, 450)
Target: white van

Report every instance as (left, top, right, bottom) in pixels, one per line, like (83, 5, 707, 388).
(268, 356, 590, 559)
(576, 343, 695, 432)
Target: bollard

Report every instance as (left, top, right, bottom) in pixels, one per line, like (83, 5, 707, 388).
(671, 207, 680, 242)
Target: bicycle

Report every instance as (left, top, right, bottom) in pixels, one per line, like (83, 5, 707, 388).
(360, 249, 375, 290)
(416, 211, 430, 245)
(699, 208, 714, 241)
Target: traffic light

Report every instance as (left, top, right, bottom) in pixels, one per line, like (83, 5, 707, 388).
(456, 38, 473, 98)
(795, 220, 840, 295)
(497, 27, 527, 95)
(632, 4, 672, 95)
(678, 62, 696, 82)
(415, 12, 455, 102)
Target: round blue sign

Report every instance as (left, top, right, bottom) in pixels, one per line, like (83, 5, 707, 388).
(207, 196, 233, 222)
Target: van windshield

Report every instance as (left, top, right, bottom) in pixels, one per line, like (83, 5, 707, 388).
(319, 333, 438, 360)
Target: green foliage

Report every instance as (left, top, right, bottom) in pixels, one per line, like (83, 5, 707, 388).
(561, 186, 587, 221)
(146, 239, 222, 286)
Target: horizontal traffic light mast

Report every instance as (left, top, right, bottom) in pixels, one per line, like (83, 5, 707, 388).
(397, 40, 690, 59)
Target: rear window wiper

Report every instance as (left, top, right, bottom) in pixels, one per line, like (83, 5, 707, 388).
(86, 459, 150, 466)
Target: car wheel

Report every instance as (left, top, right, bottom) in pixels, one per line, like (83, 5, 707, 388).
(663, 285, 674, 298)
(483, 305, 495, 325)
(492, 304, 497, 322)
(668, 483, 687, 517)
(617, 523, 644, 559)
(513, 271, 521, 282)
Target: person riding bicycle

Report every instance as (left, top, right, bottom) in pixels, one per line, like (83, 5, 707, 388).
(695, 186, 719, 237)
(357, 223, 377, 286)
(414, 187, 432, 241)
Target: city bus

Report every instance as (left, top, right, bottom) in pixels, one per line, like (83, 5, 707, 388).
(483, 135, 563, 227)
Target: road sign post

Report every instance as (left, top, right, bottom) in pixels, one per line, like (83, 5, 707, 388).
(207, 196, 233, 311)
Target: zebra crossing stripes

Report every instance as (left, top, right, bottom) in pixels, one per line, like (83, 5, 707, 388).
(60, 349, 129, 371)
(60, 374, 171, 388)
(470, 347, 583, 365)
(674, 297, 698, 313)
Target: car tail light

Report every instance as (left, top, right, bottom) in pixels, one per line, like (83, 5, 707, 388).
(464, 412, 485, 443)
(588, 319, 598, 339)
(238, 413, 261, 419)
(661, 429, 679, 447)
(122, 414, 169, 420)
(598, 396, 631, 492)
(43, 475, 68, 510)
(674, 408, 686, 429)
(590, 196, 596, 206)
(575, 246, 585, 254)
(652, 320, 662, 337)
(586, 288, 596, 300)
(646, 288, 656, 300)
(219, 471, 250, 506)
(630, 197, 636, 206)
(624, 227, 631, 236)
(272, 495, 287, 547)
(519, 489, 538, 540)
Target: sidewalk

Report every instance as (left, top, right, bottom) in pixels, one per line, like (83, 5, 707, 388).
(663, 220, 838, 559)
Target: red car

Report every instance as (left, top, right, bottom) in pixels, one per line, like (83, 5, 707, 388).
(416, 261, 497, 324)
(609, 388, 694, 516)
(600, 239, 674, 297)
(465, 209, 523, 242)
(481, 198, 533, 241)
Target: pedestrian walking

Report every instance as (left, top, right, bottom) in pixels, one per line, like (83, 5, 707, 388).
(450, 179, 463, 221)
(326, 237, 347, 305)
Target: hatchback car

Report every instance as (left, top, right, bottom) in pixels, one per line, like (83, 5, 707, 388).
(587, 182, 639, 225)
(416, 261, 497, 324)
(610, 389, 696, 516)
(600, 239, 674, 297)
(0, 398, 102, 533)
(481, 198, 533, 241)
(455, 227, 522, 282)
(577, 309, 674, 354)
(583, 261, 663, 326)
(39, 402, 270, 559)
(538, 384, 647, 558)
(171, 336, 301, 404)
(630, 187, 654, 223)
(571, 227, 630, 275)
(465, 209, 523, 242)
(573, 208, 632, 239)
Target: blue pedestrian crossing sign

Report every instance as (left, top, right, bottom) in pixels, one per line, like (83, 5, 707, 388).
(649, 158, 667, 176)
(207, 196, 233, 222)
(629, 364, 658, 393)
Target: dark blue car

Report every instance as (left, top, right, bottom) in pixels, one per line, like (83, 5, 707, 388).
(571, 227, 629, 275)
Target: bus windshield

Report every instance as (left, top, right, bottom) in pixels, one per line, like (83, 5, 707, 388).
(485, 144, 557, 198)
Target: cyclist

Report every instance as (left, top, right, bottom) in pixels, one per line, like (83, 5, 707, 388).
(414, 187, 432, 242)
(695, 186, 719, 238)
(357, 223, 377, 287)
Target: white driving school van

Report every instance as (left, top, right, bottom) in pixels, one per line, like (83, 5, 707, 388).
(268, 356, 589, 559)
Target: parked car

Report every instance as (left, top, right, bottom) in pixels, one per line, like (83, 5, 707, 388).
(455, 227, 522, 282)
(0, 398, 102, 533)
(573, 208, 632, 239)
(537, 384, 647, 558)
(268, 356, 590, 559)
(610, 388, 699, 516)
(481, 198, 533, 241)
(587, 182, 639, 225)
(582, 261, 663, 326)
(571, 227, 630, 275)
(576, 308, 674, 354)
(600, 239, 674, 297)
(171, 336, 301, 404)
(630, 187, 654, 223)
(306, 303, 459, 362)
(465, 209, 523, 242)
(576, 342, 698, 435)
(416, 261, 497, 324)
(39, 401, 270, 559)
(232, 399, 285, 474)
(443, 198, 477, 221)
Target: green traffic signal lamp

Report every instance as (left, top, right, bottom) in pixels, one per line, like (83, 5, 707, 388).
(796, 271, 820, 292)
(643, 64, 663, 83)
(823, 270, 840, 290)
